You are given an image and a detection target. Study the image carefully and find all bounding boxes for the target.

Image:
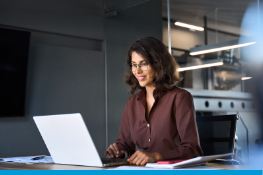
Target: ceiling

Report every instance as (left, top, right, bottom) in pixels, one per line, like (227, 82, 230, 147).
(162, 0, 256, 27)
(104, 0, 148, 11)
(104, 0, 258, 28)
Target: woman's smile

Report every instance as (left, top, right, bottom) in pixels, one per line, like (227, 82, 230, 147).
(137, 76, 146, 81)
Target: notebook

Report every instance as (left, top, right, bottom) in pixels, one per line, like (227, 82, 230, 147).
(145, 153, 233, 169)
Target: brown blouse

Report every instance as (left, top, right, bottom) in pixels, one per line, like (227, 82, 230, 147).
(116, 86, 204, 160)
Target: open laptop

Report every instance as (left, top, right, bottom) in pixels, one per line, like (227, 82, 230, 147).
(33, 113, 128, 167)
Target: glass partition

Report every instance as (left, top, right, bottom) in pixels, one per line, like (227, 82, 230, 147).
(162, 0, 262, 165)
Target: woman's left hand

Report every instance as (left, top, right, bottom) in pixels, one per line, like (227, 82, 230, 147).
(127, 150, 163, 166)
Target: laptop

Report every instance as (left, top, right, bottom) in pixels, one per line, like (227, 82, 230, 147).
(33, 113, 129, 167)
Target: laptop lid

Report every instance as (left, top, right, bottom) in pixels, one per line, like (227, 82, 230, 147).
(33, 113, 104, 167)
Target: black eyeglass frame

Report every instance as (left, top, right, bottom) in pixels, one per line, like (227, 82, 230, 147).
(128, 63, 150, 72)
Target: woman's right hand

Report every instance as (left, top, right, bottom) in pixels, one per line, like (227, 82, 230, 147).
(104, 143, 124, 158)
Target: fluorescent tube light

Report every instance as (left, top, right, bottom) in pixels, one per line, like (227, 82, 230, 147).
(178, 62, 223, 72)
(241, 77, 252, 80)
(190, 42, 256, 56)
(174, 22, 204, 31)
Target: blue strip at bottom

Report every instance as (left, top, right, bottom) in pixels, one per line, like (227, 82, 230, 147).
(0, 170, 262, 175)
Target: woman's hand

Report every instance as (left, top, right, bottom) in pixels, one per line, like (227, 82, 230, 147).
(104, 143, 124, 158)
(127, 150, 163, 165)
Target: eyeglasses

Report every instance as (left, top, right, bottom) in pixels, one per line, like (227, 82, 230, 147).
(129, 63, 149, 72)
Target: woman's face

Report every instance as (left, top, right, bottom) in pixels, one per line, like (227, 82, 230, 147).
(131, 51, 156, 88)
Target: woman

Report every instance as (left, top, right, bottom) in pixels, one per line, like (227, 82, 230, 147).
(105, 37, 203, 165)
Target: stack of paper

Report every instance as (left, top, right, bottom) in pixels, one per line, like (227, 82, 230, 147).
(0, 155, 54, 164)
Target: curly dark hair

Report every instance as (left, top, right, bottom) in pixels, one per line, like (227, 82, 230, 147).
(125, 37, 182, 94)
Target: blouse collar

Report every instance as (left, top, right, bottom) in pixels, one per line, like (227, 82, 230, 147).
(137, 87, 165, 101)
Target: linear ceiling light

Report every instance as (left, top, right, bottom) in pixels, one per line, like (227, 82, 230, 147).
(241, 77, 252, 80)
(190, 42, 256, 56)
(174, 22, 204, 31)
(178, 62, 223, 72)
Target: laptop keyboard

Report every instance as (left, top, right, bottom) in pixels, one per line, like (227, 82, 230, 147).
(101, 158, 128, 164)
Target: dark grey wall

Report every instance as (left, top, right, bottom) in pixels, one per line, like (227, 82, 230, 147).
(0, 0, 106, 157)
(0, 0, 163, 158)
(0, 0, 104, 40)
(105, 0, 163, 145)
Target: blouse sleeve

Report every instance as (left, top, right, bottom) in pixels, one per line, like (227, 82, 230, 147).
(158, 91, 204, 160)
(115, 100, 136, 158)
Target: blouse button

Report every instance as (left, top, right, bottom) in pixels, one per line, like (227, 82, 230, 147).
(147, 124, 150, 127)
(149, 139, 151, 142)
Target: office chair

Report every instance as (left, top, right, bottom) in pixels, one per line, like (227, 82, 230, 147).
(196, 114, 240, 165)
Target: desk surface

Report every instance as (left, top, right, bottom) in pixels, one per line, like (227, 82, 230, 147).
(0, 162, 245, 170)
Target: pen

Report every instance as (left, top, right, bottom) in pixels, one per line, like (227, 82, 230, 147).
(31, 156, 46, 160)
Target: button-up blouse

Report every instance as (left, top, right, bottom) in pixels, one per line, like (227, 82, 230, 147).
(116, 87, 204, 160)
